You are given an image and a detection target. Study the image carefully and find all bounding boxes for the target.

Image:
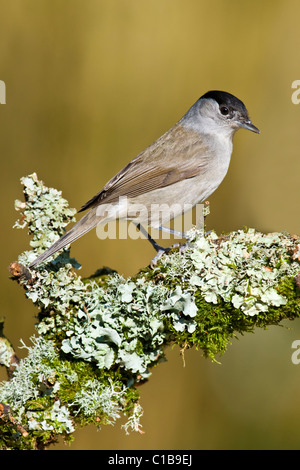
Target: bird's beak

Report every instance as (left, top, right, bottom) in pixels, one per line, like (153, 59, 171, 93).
(239, 119, 260, 134)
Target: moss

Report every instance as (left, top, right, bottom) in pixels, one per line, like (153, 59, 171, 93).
(166, 276, 300, 361)
(0, 336, 141, 449)
(2, 173, 300, 449)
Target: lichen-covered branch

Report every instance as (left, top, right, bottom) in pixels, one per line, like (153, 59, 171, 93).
(1, 173, 300, 450)
(0, 319, 19, 378)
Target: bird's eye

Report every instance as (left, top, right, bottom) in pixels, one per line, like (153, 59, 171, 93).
(220, 106, 229, 116)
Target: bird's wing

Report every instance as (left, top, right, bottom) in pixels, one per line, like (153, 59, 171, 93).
(79, 124, 211, 212)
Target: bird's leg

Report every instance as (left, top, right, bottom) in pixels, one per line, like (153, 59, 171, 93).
(134, 223, 186, 268)
(158, 225, 192, 257)
(157, 225, 187, 239)
(134, 223, 165, 252)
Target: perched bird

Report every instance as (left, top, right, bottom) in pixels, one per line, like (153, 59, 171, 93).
(28, 90, 259, 269)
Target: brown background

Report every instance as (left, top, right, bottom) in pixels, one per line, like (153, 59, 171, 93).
(1, 0, 300, 449)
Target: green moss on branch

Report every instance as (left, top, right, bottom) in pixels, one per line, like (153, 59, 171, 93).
(1, 173, 300, 449)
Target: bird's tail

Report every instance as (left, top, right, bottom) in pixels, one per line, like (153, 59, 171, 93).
(28, 207, 101, 268)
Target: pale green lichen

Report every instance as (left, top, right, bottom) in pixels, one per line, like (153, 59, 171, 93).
(0, 335, 138, 439)
(121, 403, 144, 435)
(1, 173, 300, 449)
(0, 330, 16, 370)
(158, 228, 300, 316)
(71, 378, 127, 423)
(0, 336, 59, 412)
(60, 276, 169, 379)
(27, 400, 75, 434)
(11, 173, 197, 380)
(160, 285, 198, 333)
(14, 173, 76, 252)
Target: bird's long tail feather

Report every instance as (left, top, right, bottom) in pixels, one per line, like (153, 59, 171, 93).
(28, 207, 101, 268)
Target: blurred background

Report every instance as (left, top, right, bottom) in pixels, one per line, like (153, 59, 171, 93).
(1, 0, 300, 450)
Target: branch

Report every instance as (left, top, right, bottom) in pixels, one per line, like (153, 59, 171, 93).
(0, 319, 20, 378)
(1, 173, 300, 450)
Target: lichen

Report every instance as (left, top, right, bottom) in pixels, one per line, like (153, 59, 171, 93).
(158, 228, 300, 316)
(1, 173, 300, 449)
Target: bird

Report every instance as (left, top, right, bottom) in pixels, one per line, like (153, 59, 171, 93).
(28, 90, 259, 269)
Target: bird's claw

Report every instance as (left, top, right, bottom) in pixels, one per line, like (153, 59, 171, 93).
(150, 243, 181, 268)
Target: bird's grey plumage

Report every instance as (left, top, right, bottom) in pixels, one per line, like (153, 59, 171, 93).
(79, 124, 212, 211)
(28, 90, 259, 269)
(28, 207, 100, 267)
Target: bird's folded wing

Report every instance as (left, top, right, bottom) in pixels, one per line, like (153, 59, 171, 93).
(79, 124, 211, 212)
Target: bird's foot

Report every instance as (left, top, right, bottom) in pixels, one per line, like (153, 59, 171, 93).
(150, 243, 180, 268)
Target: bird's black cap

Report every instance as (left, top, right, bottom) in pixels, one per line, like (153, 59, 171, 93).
(200, 90, 260, 133)
(201, 90, 247, 113)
